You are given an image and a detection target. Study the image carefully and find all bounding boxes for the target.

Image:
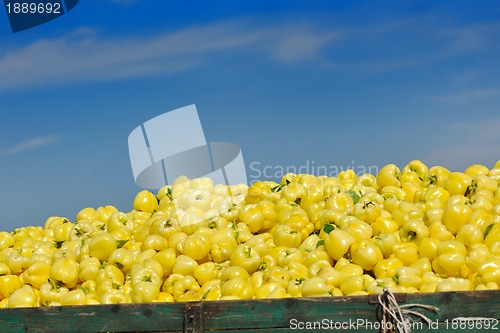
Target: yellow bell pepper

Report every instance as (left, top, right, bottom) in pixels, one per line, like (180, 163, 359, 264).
(179, 233, 211, 261)
(350, 240, 383, 271)
(0, 274, 21, 300)
(322, 226, 355, 261)
(60, 289, 88, 306)
(229, 245, 262, 274)
(485, 223, 500, 248)
(221, 277, 253, 299)
(131, 281, 160, 303)
(8, 285, 38, 308)
(444, 172, 474, 196)
(133, 190, 159, 214)
(272, 224, 302, 248)
(373, 258, 404, 279)
(22, 261, 51, 289)
(400, 218, 429, 243)
(255, 282, 287, 299)
(373, 233, 398, 258)
(88, 232, 118, 262)
(276, 248, 303, 267)
(301, 277, 334, 297)
(377, 164, 401, 188)
(50, 257, 79, 288)
(443, 203, 473, 235)
(193, 262, 224, 286)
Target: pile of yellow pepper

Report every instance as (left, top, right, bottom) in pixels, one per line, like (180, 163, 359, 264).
(1, 160, 500, 307)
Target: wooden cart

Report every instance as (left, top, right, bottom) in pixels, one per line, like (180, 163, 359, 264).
(0, 289, 499, 333)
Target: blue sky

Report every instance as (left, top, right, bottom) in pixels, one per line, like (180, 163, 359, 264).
(0, 0, 499, 231)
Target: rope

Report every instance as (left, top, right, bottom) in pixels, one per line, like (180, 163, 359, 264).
(377, 288, 438, 333)
(377, 289, 499, 333)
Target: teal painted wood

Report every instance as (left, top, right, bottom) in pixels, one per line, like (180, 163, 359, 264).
(202, 290, 499, 331)
(0, 303, 185, 333)
(0, 290, 498, 333)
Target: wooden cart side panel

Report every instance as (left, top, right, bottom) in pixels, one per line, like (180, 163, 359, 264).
(0, 303, 185, 333)
(203, 296, 376, 330)
(413, 289, 500, 319)
(203, 290, 500, 331)
(0, 290, 498, 333)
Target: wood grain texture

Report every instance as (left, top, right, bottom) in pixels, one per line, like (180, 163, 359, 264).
(0, 290, 498, 333)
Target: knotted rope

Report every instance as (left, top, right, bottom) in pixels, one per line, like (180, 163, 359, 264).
(377, 288, 438, 333)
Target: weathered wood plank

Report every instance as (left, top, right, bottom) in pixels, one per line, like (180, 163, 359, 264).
(203, 296, 377, 330)
(0, 303, 184, 333)
(203, 290, 500, 330)
(413, 289, 500, 319)
(0, 290, 498, 333)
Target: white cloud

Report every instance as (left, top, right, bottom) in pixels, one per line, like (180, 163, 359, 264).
(1, 14, 495, 90)
(449, 119, 500, 144)
(108, 0, 136, 4)
(0, 21, 338, 91)
(425, 144, 500, 171)
(266, 25, 339, 63)
(337, 19, 500, 73)
(431, 88, 500, 105)
(442, 22, 500, 55)
(449, 69, 483, 88)
(424, 119, 500, 170)
(0, 136, 61, 157)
